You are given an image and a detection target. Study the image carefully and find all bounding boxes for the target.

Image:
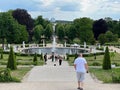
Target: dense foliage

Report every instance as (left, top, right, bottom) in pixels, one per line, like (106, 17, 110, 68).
(12, 8, 34, 42)
(0, 9, 119, 45)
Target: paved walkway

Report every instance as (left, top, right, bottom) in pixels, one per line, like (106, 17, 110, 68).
(0, 60, 120, 90)
(109, 46, 120, 53)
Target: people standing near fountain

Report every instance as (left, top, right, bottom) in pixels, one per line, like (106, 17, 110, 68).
(49, 52, 55, 62)
(55, 55, 58, 61)
(74, 53, 88, 90)
(44, 53, 47, 64)
(58, 56, 63, 65)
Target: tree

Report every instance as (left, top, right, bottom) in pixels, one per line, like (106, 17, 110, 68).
(102, 46, 111, 70)
(110, 52, 115, 61)
(12, 8, 34, 42)
(0, 12, 10, 48)
(105, 18, 120, 38)
(0, 12, 28, 44)
(93, 19, 108, 40)
(98, 34, 107, 45)
(67, 25, 76, 41)
(73, 17, 94, 44)
(7, 46, 17, 70)
(105, 31, 118, 42)
(73, 38, 80, 44)
(56, 24, 65, 41)
(6, 21, 28, 44)
(34, 15, 50, 28)
(44, 24, 53, 40)
(33, 25, 44, 43)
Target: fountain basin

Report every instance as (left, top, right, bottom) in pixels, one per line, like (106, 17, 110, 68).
(22, 47, 89, 55)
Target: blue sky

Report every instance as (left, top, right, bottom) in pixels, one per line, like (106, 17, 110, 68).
(0, 0, 120, 21)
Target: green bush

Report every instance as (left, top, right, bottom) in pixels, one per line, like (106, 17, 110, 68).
(112, 62, 120, 66)
(17, 62, 33, 65)
(112, 72, 120, 83)
(0, 69, 20, 82)
(33, 53, 38, 65)
(40, 53, 43, 61)
(0, 48, 3, 59)
(92, 62, 101, 66)
(102, 47, 111, 70)
(7, 46, 17, 70)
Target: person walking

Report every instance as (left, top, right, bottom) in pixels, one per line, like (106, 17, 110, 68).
(58, 56, 63, 65)
(44, 53, 47, 64)
(74, 53, 88, 90)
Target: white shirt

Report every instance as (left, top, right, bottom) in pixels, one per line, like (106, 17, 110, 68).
(74, 57, 87, 73)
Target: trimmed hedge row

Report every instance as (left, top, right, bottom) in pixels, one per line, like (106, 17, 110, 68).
(66, 52, 104, 59)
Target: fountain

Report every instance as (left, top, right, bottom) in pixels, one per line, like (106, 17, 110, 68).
(51, 20, 56, 53)
(52, 35, 56, 52)
(21, 18, 90, 55)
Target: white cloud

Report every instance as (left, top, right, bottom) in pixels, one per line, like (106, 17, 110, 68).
(0, 0, 120, 20)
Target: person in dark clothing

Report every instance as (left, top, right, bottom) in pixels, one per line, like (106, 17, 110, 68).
(51, 52, 54, 62)
(44, 53, 47, 64)
(59, 56, 63, 65)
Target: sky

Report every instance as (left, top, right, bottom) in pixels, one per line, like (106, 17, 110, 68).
(0, 0, 120, 21)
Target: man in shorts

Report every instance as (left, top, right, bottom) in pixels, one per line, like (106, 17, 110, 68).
(74, 53, 88, 90)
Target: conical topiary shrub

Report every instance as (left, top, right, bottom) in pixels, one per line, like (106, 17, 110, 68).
(102, 46, 111, 70)
(0, 49, 3, 59)
(33, 53, 38, 65)
(7, 46, 17, 70)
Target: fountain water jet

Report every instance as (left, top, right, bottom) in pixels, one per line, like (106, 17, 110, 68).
(51, 18, 56, 53)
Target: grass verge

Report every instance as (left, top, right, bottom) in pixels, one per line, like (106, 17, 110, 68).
(89, 68, 120, 83)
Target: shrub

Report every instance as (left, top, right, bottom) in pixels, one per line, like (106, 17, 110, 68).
(102, 46, 111, 70)
(0, 48, 3, 59)
(0, 68, 19, 82)
(7, 46, 17, 70)
(33, 53, 38, 65)
(92, 62, 101, 66)
(40, 53, 43, 61)
(112, 62, 120, 66)
(112, 72, 120, 83)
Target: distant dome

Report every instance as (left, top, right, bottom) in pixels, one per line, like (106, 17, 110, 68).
(50, 18, 55, 23)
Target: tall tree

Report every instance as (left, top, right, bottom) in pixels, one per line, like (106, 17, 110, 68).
(73, 17, 94, 44)
(44, 24, 53, 39)
(34, 15, 50, 28)
(67, 25, 76, 41)
(93, 19, 108, 40)
(0, 12, 28, 44)
(33, 25, 44, 43)
(0, 12, 8, 48)
(12, 8, 34, 42)
(56, 24, 65, 41)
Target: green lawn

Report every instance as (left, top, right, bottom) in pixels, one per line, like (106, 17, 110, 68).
(0, 53, 44, 82)
(89, 68, 120, 83)
(0, 54, 44, 65)
(11, 67, 32, 81)
(67, 53, 120, 83)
